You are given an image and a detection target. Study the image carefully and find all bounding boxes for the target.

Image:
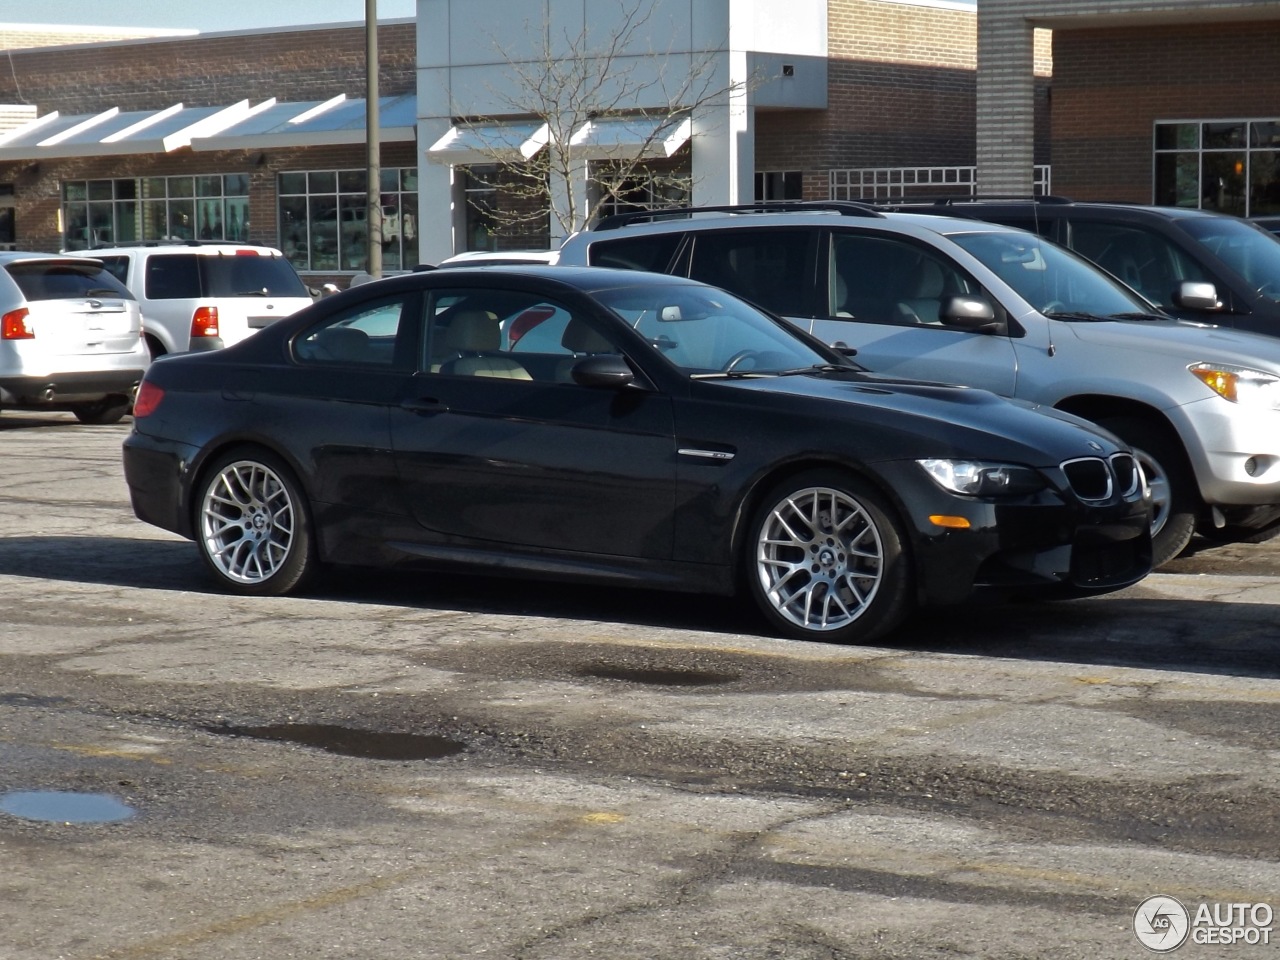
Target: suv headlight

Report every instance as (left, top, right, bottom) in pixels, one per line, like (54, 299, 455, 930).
(1189, 362, 1280, 408)
(917, 459, 1046, 496)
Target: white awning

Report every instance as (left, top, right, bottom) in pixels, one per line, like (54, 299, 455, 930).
(426, 122, 549, 165)
(191, 94, 416, 151)
(568, 115, 692, 159)
(0, 96, 415, 161)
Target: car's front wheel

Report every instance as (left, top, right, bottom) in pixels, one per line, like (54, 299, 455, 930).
(195, 449, 317, 596)
(745, 470, 912, 644)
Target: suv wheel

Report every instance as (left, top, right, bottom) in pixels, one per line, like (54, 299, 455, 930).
(72, 397, 131, 425)
(1099, 416, 1197, 567)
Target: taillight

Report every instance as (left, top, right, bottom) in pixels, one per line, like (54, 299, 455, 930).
(2, 307, 34, 339)
(132, 381, 164, 418)
(191, 306, 219, 339)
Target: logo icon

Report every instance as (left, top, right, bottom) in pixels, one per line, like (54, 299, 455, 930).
(1135, 895, 1190, 952)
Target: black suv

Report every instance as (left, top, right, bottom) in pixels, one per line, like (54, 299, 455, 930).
(882, 198, 1280, 338)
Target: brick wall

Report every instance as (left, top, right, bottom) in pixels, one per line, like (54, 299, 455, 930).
(0, 22, 416, 114)
(754, 0, 1051, 200)
(1052, 20, 1280, 200)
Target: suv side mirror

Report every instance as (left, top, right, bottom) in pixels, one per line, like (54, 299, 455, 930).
(1174, 281, 1222, 312)
(940, 295, 1000, 332)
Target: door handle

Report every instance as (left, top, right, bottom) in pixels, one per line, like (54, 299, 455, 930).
(401, 397, 447, 415)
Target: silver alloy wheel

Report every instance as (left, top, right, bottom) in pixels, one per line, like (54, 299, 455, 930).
(1132, 447, 1170, 538)
(755, 485, 885, 633)
(200, 459, 297, 585)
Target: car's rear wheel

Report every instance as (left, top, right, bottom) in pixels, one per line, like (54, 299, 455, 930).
(745, 470, 912, 644)
(195, 449, 317, 596)
(72, 397, 131, 425)
(1097, 415, 1197, 568)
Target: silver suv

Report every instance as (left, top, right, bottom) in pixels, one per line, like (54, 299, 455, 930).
(87, 242, 313, 359)
(0, 252, 147, 424)
(557, 203, 1280, 565)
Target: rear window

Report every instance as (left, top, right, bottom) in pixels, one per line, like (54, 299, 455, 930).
(5, 261, 134, 301)
(144, 253, 309, 300)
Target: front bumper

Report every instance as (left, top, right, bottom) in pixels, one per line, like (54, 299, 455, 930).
(877, 461, 1153, 607)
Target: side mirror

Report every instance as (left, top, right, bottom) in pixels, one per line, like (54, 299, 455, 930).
(571, 354, 636, 389)
(940, 295, 1000, 332)
(1174, 281, 1222, 312)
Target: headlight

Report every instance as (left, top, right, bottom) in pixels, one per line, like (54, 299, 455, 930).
(1189, 362, 1280, 408)
(917, 459, 1046, 496)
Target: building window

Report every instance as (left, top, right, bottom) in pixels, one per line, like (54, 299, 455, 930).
(61, 174, 250, 250)
(461, 163, 552, 252)
(593, 162, 691, 221)
(0, 183, 13, 250)
(1154, 119, 1280, 216)
(755, 171, 803, 201)
(278, 167, 419, 273)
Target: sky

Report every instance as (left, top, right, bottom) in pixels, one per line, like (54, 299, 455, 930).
(0, 0, 417, 31)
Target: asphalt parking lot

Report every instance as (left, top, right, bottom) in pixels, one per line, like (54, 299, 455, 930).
(1, 411, 1278, 960)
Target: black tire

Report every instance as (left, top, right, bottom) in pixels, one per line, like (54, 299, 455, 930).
(743, 469, 913, 644)
(194, 448, 317, 596)
(72, 397, 131, 425)
(1197, 519, 1280, 545)
(1098, 415, 1198, 568)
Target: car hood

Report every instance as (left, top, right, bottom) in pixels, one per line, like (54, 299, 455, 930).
(717, 371, 1126, 466)
(1063, 317, 1280, 372)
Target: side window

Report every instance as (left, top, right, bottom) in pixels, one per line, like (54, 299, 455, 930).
(144, 255, 200, 300)
(96, 256, 130, 286)
(424, 289, 618, 383)
(829, 232, 975, 325)
(686, 228, 814, 316)
(1068, 221, 1210, 308)
(588, 233, 683, 273)
(294, 295, 410, 366)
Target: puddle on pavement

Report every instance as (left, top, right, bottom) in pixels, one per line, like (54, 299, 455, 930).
(0, 790, 135, 824)
(0, 693, 69, 708)
(575, 664, 740, 687)
(210, 723, 466, 761)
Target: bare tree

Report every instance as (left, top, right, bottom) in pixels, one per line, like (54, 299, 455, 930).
(457, 1, 753, 246)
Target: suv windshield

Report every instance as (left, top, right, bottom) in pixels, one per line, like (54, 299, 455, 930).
(1176, 217, 1280, 302)
(949, 231, 1153, 318)
(594, 283, 836, 376)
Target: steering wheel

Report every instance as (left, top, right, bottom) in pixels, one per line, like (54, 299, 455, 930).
(723, 349, 761, 372)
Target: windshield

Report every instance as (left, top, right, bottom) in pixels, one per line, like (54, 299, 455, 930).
(594, 283, 839, 376)
(1177, 217, 1280, 303)
(950, 231, 1152, 318)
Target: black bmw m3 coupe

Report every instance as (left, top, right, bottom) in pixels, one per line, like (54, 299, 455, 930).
(123, 266, 1151, 644)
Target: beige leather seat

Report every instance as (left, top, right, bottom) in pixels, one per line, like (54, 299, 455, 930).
(555, 318, 615, 382)
(895, 260, 946, 324)
(437, 310, 531, 380)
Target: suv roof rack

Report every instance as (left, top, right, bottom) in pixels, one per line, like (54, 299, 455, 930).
(592, 201, 884, 232)
(869, 194, 1075, 210)
(85, 239, 259, 249)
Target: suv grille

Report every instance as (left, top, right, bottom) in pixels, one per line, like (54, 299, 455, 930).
(1061, 454, 1141, 502)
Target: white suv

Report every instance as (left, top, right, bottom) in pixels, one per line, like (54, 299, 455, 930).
(86, 242, 313, 359)
(558, 202, 1280, 565)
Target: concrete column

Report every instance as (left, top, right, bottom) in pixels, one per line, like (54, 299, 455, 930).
(976, 3, 1037, 197)
(692, 52, 755, 205)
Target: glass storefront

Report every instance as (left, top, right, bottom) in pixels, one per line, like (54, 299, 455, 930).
(1155, 119, 1280, 216)
(278, 167, 418, 273)
(61, 174, 250, 250)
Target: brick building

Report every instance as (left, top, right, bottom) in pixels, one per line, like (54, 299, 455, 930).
(977, 0, 1280, 216)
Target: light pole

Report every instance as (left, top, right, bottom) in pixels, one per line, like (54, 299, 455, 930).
(366, 0, 382, 278)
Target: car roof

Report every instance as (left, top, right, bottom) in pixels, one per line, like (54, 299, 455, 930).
(81, 241, 287, 255)
(427, 263, 711, 293)
(881, 197, 1234, 223)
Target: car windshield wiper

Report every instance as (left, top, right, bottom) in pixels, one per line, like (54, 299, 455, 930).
(776, 363, 861, 377)
(1108, 311, 1172, 321)
(1042, 310, 1113, 322)
(234, 288, 271, 296)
